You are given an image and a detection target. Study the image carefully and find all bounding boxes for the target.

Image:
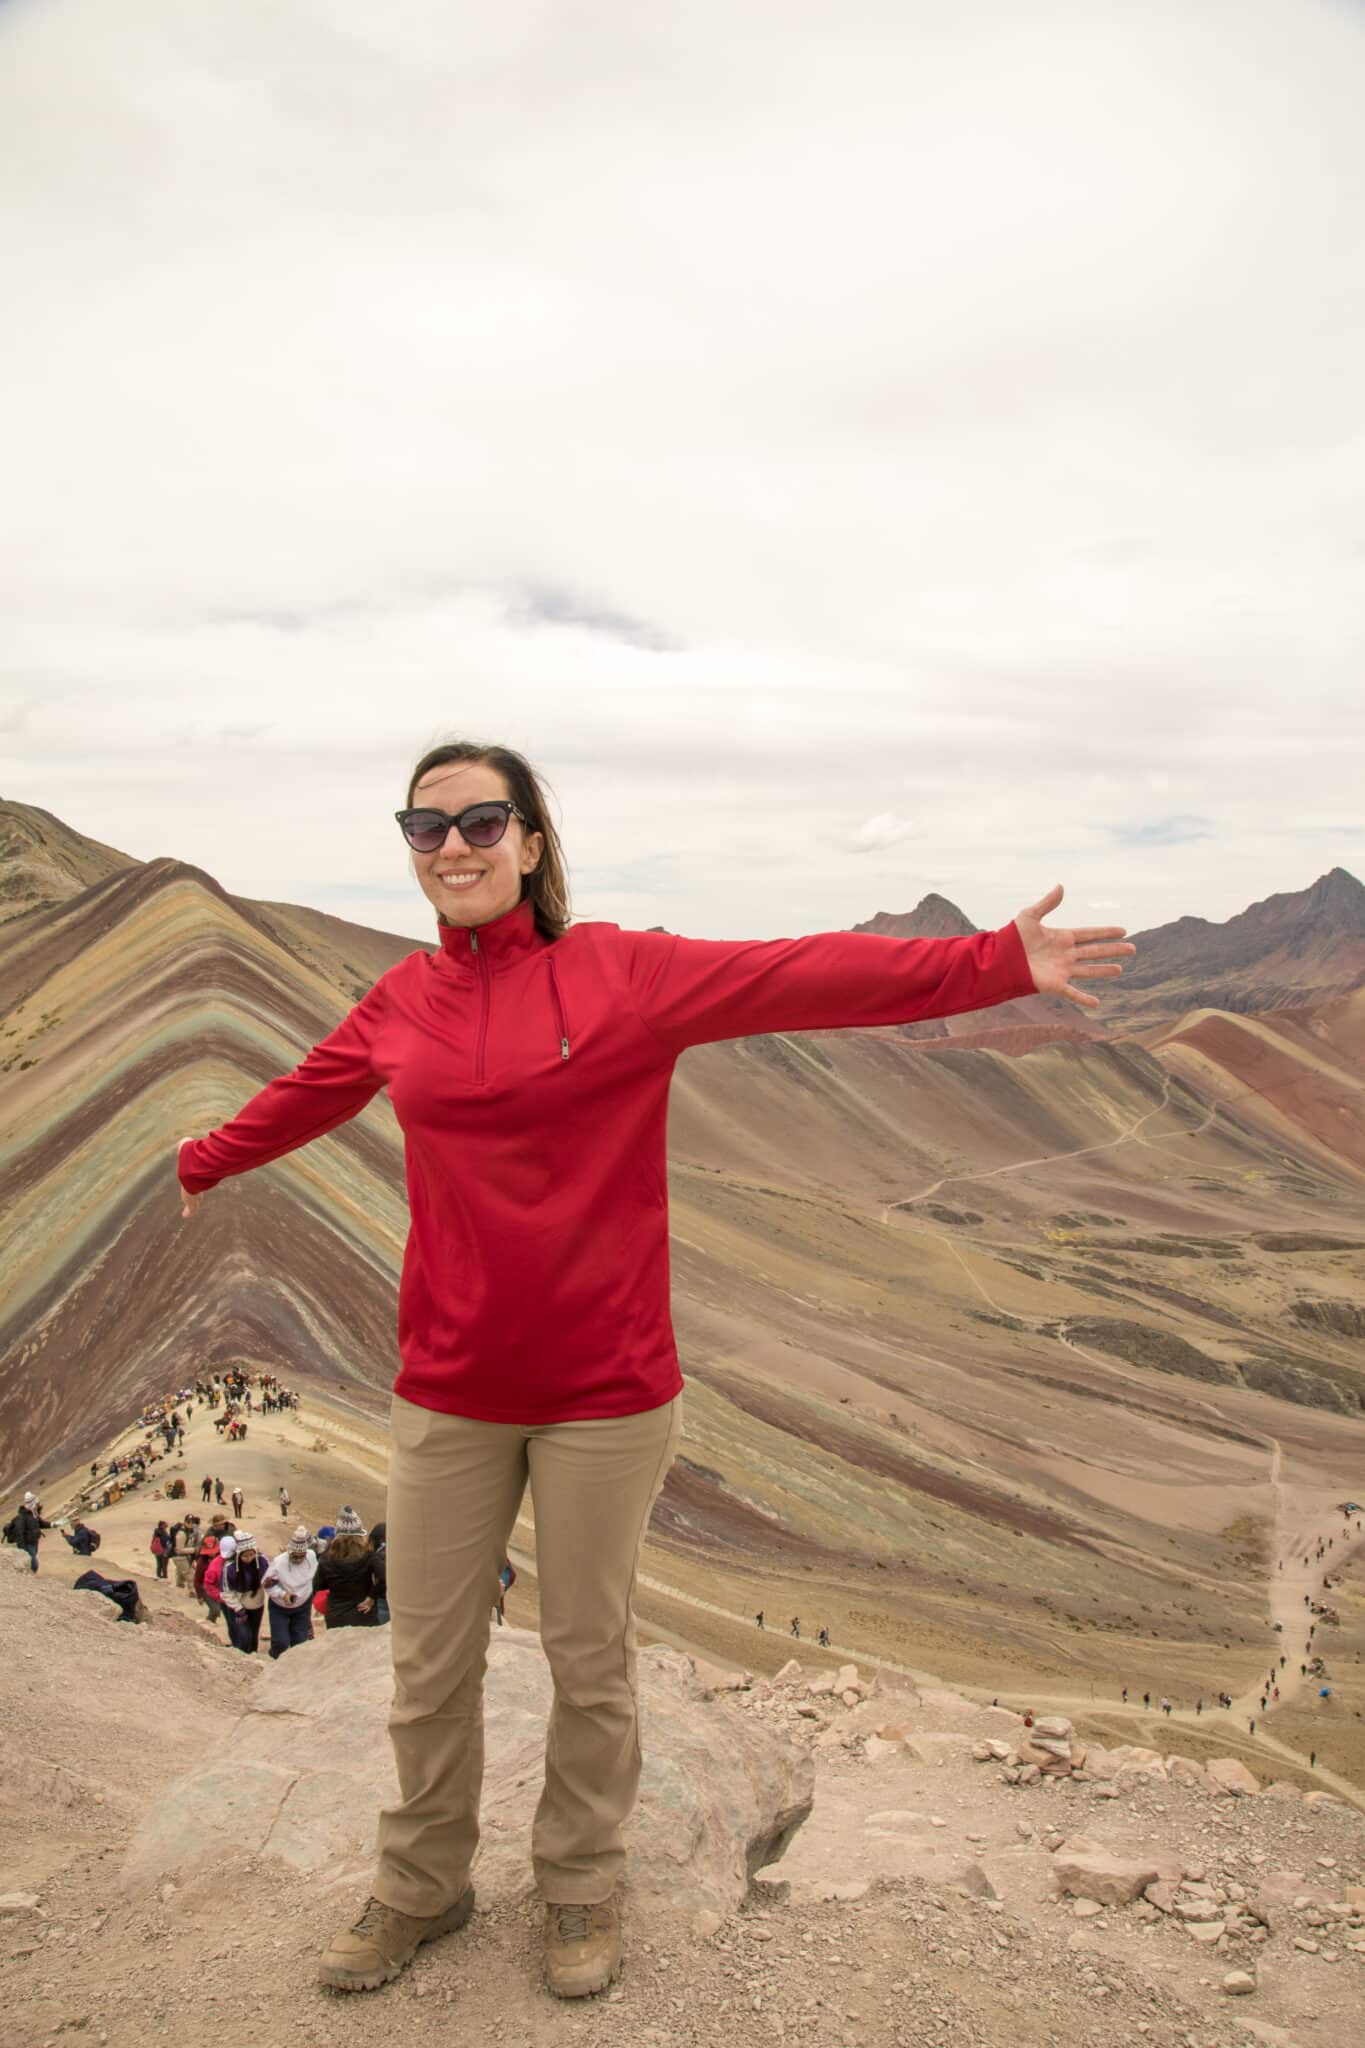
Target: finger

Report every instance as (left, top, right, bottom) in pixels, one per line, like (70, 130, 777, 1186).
(1068, 926, 1129, 942)
(1024, 883, 1064, 919)
(1061, 984, 1101, 1009)
(1069, 963, 1125, 979)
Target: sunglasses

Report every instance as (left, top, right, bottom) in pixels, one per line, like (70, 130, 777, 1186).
(395, 800, 528, 853)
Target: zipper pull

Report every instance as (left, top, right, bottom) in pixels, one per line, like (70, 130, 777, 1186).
(470, 932, 479, 955)
(560, 1036, 571, 1061)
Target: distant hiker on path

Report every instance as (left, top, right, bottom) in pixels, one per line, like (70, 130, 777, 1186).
(151, 1520, 171, 1578)
(755, 1611, 764, 1630)
(201, 1474, 213, 1502)
(231, 1485, 245, 1521)
(175, 735, 1133, 2001)
(279, 1487, 292, 1519)
(214, 1476, 225, 1504)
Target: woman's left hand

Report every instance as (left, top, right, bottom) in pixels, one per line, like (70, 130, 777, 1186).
(1013, 885, 1135, 1010)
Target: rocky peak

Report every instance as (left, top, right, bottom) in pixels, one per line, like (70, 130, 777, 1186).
(852, 893, 979, 941)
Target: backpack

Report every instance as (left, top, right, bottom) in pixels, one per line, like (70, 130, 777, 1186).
(86, 1528, 101, 1552)
(2, 1515, 18, 1545)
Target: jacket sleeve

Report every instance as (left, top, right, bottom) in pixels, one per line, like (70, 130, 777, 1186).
(617, 920, 1037, 1057)
(177, 980, 388, 1195)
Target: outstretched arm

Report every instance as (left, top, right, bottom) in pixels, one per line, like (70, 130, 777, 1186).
(176, 982, 388, 1216)
(620, 886, 1132, 1056)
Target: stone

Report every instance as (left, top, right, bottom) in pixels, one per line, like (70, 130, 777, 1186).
(1292, 1937, 1319, 1953)
(1073, 1899, 1104, 1919)
(1221, 1972, 1256, 1995)
(774, 1660, 804, 1686)
(1091, 1783, 1119, 1800)
(690, 1658, 753, 1697)
(1144, 1882, 1178, 1913)
(0, 1894, 42, 1915)
(1205, 1759, 1258, 1798)
(1033, 1716, 1072, 1740)
(1174, 1899, 1224, 1923)
(122, 1629, 813, 1917)
(1053, 1853, 1162, 1908)
(1187, 1920, 1226, 1944)
(692, 1909, 723, 1938)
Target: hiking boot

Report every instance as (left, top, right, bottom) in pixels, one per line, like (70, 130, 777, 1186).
(317, 1886, 475, 1992)
(542, 1895, 622, 1998)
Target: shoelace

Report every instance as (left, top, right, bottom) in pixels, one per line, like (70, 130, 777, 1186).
(554, 1904, 594, 1942)
(353, 1897, 393, 1935)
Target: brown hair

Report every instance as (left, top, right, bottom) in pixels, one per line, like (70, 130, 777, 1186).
(322, 1530, 371, 1565)
(406, 740, 571, 940)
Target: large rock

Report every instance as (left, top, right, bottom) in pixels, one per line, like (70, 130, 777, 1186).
(1084, 1744, 1167, 1782)
(120, 1628, 812, 1916)
(1205, 1758, 1259, 1798)
(1053, 1850, 1163, 1907)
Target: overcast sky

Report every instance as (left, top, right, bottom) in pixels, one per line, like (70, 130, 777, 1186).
(1, 0, 1362, 945)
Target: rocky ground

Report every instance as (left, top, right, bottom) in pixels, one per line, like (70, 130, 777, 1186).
(3, 1543, 1363, 2048)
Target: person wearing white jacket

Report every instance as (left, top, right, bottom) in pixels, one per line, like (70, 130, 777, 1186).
(264, 1526, 318, 1661)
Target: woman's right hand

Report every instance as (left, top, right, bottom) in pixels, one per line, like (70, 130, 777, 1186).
(177, 1138, 204, 1220)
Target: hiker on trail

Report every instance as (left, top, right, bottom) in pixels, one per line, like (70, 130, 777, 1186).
(755, 1611, 764, 1630)
(1143, 1692, 1151, 1710)
(62, 1520, 100, 1558)
(279, 1487, 292, 1519)
(1195, 1698, 1203, 1715)
(790, 1617, 801, 1639)
(314, 1511, 386, 1629)
(214, 1477, 225, 1504)
(263, 1526, 318, 1660)
(9, 1493, 51, 1572)
(1310, 1750, 1316, 1767)
(196, 1520, 228, 1621)
(817, 1626, 831, 1648)
(1250, 1718, 1256, 1734)
(175, 735, 1132, 2001)
(231, 1485, 245, 1521)
(201, 1475, 213, 1502)
(220, 1533, 268, 1654)
(151, 1520, 171, 1578)
(1160, 1696, 1171, 1716)
(173, 1516, 199, 1587)
(1121, 1687, 1127, 1702)
(371, 1522, 391, 1625)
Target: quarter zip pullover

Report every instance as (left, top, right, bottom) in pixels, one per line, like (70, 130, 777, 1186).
(178, 899, 1038, 1423)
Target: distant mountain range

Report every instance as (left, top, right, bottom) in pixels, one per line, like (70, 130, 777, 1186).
(853, 866, 1365, 1041)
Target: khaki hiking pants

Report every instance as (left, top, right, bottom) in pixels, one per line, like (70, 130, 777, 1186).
(373, 1387, 684, 1916)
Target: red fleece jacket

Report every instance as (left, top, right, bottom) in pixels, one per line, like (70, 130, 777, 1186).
(178, 898, 1037, 1423)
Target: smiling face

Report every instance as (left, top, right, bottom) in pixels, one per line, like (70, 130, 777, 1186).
(409, 758, 544, 929)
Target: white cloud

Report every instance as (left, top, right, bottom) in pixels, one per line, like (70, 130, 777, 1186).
(1, 0, 1362, 943)
(848, 814, 918, 855)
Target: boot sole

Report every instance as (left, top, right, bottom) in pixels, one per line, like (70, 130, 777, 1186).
(318, 1884, 475, 1993)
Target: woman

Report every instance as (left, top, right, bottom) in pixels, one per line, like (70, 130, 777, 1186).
(263, 1525, 318, 1659)
(176, 738, 1131, 1999)
(150, 1519, 171, 1579)
(219, 1533, 268, 1654)
(314, 1517, 386, 1629)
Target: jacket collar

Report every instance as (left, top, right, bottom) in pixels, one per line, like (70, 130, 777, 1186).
(435, 892, 546, 967)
